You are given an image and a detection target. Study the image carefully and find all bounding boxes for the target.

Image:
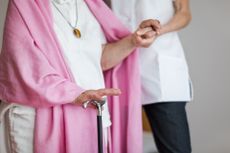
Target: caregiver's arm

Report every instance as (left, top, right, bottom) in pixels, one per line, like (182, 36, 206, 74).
(101, 19, 161, 71)
(159, 0, 191, 35)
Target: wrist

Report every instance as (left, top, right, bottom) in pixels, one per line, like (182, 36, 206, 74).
(159, 24, 175, 35)
(159, 27, 167, 36)
(74, 91, 88, 104)
(128, 34, 138, 48)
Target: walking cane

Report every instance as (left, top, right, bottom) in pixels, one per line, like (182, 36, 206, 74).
(83, 99, 106, 153)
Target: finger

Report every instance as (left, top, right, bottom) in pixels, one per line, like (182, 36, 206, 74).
(136, 27, 153, 36)
(139, 38, 155, 48)
(141, 19, 161, 29)
(89, 93, 105, 101)
(86, 103, 98, 109)
(98, 88, 122, 96)
(141, 31, 157, 39)
(139, 19, 161, 30)
(135, 36, 144, 47)
(76, 90, 102, 103)
(76, 101, 98, 109)
(100, 89, 121, 96)
(155, 28, 161, 35)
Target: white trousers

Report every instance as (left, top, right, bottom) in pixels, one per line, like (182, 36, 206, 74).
(0, 103, 109, 153)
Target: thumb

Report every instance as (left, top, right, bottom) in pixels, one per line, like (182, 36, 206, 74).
(136, 27, 154, 36)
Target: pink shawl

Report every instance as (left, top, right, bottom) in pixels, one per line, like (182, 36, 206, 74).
(0, 0, 142, 153)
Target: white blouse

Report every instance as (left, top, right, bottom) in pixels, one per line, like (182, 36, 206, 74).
(51, 0, 111, 127)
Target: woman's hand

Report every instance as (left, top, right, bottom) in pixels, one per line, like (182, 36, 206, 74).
(132, 19, 161, 48)
(74, 88, 121, 108)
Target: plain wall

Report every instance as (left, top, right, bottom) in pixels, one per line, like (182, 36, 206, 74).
(0, 0, 230, 153)
(0, 0, 8, 48)
(180, 0, 230, 153)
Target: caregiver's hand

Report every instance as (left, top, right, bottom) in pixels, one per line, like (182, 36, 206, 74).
(101, 19, 161, 71)
(74, 88, 121, 106)
(132, 19, 161, 48)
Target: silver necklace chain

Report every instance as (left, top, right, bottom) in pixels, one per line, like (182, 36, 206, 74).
(52, 0, 79, 29)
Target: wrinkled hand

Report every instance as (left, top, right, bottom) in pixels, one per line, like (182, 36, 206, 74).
(74, 88, 121, 108)
(132, 19, 161, 48)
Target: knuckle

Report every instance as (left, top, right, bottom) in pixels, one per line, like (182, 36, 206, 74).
(95, 95, 102, 100)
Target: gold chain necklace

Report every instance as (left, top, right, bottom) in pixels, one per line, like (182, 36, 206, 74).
(52, 0, 81, 38)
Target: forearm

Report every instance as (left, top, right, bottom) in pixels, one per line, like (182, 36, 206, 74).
(160, 0, 191, 35)
(101, 35, 136, 71)
(101, 20, 161, 71)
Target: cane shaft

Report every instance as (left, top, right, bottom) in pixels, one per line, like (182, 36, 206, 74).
(97, 115, 103, 153)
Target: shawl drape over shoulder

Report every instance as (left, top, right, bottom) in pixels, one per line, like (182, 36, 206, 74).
(0, 0, 142, 152)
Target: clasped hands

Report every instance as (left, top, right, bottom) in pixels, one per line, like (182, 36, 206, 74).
(132, 19, 161, 48)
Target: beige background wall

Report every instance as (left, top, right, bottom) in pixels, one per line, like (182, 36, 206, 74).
(180, 0, 230, 153)
(0, 0, 8, 49)
(1, 0, 230, 153)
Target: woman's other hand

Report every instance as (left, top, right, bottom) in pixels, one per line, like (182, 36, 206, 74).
(74, 88, 121, 107)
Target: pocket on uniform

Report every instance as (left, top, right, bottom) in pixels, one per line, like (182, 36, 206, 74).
(158, 55, 191, 101)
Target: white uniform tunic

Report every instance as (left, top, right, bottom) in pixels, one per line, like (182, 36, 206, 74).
(111, 0, 193, 104)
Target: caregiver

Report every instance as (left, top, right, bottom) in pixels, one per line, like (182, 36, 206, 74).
(109, 0, 193, 152)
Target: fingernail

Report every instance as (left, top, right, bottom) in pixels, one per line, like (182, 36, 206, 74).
(136, 31, 141, 35)
(157, 30, 160, 35)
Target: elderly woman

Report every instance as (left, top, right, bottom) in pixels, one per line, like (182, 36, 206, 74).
(0, 0, 160, 153)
